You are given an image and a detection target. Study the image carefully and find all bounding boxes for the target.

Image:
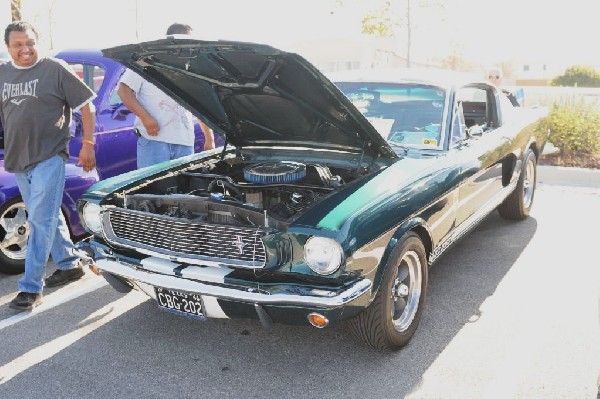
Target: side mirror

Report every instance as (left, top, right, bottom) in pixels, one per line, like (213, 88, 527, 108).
(467, 125, 484, 138)
(112, 104, 132, 121)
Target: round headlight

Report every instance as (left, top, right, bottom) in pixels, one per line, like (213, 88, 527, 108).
(304, 237, 343, 275)
(82, 202, 103, 234)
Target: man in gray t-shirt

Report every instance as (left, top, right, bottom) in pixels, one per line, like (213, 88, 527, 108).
(0, 21, 97, 311)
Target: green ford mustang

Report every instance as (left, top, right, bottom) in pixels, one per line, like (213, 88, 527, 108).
(76, 38, 548, 351)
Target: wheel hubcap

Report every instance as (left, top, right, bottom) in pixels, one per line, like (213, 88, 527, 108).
(395, 283, 409, 297)
(522, 156, 536, 208)
(0, 202, 29, 260)
(390, 250, 422, 332)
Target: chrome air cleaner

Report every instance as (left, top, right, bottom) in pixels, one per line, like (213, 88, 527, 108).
(243, 161, 307, 184)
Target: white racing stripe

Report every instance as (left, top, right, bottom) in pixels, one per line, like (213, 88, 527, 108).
(141, 257, 233, 283)
(141, 257, 183, 274)
(0, 274, 108, 331)
(180, 265, 232, 283)
(0, 290, 148, 385)
(202, 296, 229, 318)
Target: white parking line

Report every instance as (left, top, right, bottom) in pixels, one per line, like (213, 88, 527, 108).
(0, 290, 148, 385)
(0, 292, 18, 307)
(0, 274, 108, 331)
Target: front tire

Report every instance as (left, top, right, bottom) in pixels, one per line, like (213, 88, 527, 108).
(349, 232, 428, 351)
(498, 149, 537, 220)
(0, 197, 28, 274)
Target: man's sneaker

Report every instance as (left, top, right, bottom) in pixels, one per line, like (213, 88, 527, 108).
(9, 292, 42, 311)
(44, 266, 85, 287)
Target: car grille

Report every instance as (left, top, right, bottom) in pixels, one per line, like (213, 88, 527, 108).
(105, 208, 267, 267)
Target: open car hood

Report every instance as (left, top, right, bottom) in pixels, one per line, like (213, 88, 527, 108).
(102, 38, 396, 159)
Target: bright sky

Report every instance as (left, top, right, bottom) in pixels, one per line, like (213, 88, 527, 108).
(5, 0, 600, 69)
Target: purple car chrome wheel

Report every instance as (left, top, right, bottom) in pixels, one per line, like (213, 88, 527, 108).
(0, 199, 28, 274)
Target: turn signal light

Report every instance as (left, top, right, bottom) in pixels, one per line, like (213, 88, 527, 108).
(307, 313, 329, 328)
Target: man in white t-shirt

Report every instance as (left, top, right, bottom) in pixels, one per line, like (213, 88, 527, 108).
(117, 23, 214, 169)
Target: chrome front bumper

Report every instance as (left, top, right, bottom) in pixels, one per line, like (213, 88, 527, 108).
(93, 257, 372, 309)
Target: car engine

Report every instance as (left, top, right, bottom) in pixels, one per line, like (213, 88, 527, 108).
(115, 159, 360, 230)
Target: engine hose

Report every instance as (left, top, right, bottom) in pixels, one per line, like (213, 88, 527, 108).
(207, 179, 244, 201)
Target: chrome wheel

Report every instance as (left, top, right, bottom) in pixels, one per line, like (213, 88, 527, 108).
(0, 201, 29, 261)
(522, 155, 536, 209)
(497, 150, 537, 220)
(349, 233, 428, 350)
(391, 249, 422, 333)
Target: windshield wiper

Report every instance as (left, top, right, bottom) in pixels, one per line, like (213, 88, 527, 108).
(388, 141, 411, 155)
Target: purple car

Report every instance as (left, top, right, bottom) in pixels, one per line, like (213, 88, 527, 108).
(0, 49, 214, 274)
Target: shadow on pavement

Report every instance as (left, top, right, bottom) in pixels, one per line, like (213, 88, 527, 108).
(0, 212, 538, 399)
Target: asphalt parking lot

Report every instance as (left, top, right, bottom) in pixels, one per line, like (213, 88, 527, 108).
(0, 165, 598, 399)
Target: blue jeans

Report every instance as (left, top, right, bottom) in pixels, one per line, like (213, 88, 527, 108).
(137, 137, 194, 169)
(15, 155, 79, 294)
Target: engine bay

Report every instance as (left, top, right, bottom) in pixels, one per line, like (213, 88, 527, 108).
(115, 158, 366, 229)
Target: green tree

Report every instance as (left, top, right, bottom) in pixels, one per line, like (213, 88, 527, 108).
(551, 66, 600, 88)
(340, 0, 444, 68)
(361, 1, 398, 38)
(439, 52, 479, 72)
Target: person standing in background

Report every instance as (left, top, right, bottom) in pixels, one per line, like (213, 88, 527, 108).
(487, 67, 503, 87)
(487, 66, 523, 107)
(117, 22, 215, 169)
(0, 21, 97, 310)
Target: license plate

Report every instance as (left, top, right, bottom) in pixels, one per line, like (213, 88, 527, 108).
(154, 287, 206, 321)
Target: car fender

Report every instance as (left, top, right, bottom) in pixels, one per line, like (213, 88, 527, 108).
(63, 163, 100, 237)
(0, 161, 18, 207)
(358, 216, 433, 304)
(504, 128, 541, 189)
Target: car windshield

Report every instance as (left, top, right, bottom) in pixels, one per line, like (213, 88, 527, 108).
(335, 82, 446, 148)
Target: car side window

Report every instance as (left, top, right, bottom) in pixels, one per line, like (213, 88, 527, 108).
(450, 101, 467, 146)
(456, 85, 498, 131)
(69, 63, 105, 94)
(107, 70, 125, 107)
(108, 86, 122, 107)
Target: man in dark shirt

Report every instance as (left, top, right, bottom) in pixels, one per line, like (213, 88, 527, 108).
(0, 21, 97, 311)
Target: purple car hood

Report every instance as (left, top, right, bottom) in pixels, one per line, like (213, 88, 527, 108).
(102, 38, 397, 160)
